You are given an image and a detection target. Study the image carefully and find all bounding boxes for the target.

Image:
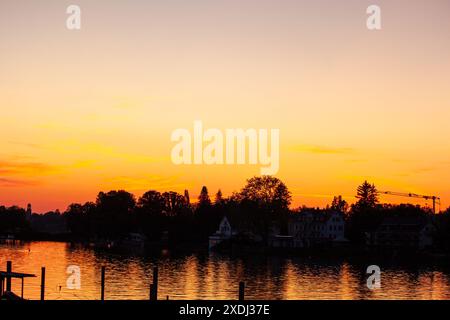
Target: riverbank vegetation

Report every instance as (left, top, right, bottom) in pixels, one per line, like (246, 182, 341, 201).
(1, 176, 450, 254)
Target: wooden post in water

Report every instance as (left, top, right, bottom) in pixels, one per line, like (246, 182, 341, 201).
(238, 281, 245, 301)
(6, 261, 12, 292)
(40, 267, 45, 301)
(151, 266, 158, 301)
(101, 266, 106, 301)
(149, 284, 154, 300)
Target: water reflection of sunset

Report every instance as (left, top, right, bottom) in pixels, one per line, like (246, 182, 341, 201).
(2, 242, 450, 300)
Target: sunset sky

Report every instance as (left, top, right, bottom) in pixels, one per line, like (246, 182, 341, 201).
(1, 0, 450, 213)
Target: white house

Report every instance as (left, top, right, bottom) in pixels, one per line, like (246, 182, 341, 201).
(288, 211, 346, 248)
(208, 216, 235, 249)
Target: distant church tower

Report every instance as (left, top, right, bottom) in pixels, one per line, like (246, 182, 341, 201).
(26, 203, 32, 221)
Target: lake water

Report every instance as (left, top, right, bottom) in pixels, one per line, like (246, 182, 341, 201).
(1, 241, 450, 300)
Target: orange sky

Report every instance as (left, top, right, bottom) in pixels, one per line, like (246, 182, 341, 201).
(1, 0, 449, 213)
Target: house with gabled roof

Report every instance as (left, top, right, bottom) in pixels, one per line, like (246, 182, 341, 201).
(288, 210, 346, 248)
(208, 216, 236, 249)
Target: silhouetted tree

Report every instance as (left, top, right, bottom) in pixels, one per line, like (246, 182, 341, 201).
(136, 190, 166, 239)
(0, 205, 29, 234)
(238, 176, 291, 211)
(198, 186, 211, 207)
(93, 190, 136, 238)
(184, 190, 190, 205)
(159, 191, 193, 242)
(435, 207, 450, 252)
(331, 195, 349, 214)
(234, 176, 292, 240)
(347, 181, 381, 243)
(65, 202, 95, 237)
(194, 186, 222, 240)
(215, 189, 224, 205)
(30, 210, 67, 235)
(355, 181, 379, 210)
(138, 191, 165, 213)
(162, 191, 190, 217)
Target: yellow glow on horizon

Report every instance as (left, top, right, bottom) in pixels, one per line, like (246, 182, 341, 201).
(1, 0, 450, 212)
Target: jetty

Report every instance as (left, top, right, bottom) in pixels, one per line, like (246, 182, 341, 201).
(0, 261, 36, 300)
(0, 261, 246, 300)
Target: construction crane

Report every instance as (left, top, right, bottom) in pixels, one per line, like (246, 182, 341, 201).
(378, 190, 441, 214)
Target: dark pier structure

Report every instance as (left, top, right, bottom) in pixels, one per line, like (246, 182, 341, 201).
(1, 262, 246, 300)
(0, 261, 36, 300)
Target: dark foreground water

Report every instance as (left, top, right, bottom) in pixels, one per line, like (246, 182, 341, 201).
(1, 241, 450, 300)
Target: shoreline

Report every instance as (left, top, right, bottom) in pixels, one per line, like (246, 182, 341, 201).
(3, 238, 450, 267)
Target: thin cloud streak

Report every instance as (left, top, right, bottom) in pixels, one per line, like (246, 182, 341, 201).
(289, 144, 356, 155)
(0, 160, 57, 175)
(0, 178, 41, 187)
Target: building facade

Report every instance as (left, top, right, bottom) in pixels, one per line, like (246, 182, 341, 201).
(288, 211, 346, 248)
(368, 216, 435, 250)
(208, 216, 235, 249)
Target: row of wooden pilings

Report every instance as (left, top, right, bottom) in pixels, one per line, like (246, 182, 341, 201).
(105, 266, 246, 301)
(3, 262, 246, 300)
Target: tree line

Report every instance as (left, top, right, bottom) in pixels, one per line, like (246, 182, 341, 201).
(1, 177, 450, 250)
(64, 176, 291, 243)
